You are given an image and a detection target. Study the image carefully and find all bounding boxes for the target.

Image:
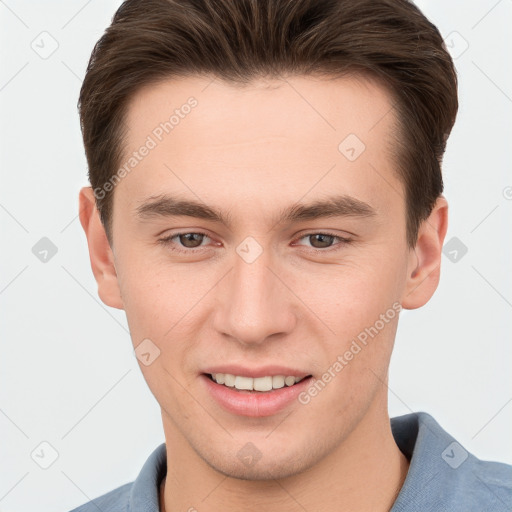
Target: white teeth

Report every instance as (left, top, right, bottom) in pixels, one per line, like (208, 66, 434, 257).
(210, 373, 306, 391)
(272, 375, 285, 389)
(224, 374, 236, 387)
(234, 375, 253, 390)
(253, 376, 273, 392)
(284, 376, 296, 386)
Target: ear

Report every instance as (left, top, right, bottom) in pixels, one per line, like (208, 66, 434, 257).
(78, 186, 124, 310)
(401, 196, 448, 310)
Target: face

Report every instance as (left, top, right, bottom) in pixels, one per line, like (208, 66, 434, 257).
(86, 74, 441, 480)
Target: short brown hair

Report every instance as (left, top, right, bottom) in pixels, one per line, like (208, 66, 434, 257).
(78, 0, 458, 247)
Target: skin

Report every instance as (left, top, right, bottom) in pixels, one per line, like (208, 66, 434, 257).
(79, 74, 448, 512)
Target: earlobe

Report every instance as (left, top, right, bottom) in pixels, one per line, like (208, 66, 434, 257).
(401, 196, 449, 310)
(78, 187, 124, 310)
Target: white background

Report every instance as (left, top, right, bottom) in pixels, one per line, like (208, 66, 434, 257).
(1, 1, 511, 511)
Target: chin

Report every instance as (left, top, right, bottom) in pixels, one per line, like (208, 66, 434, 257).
(199, 442, 320, 482)
(211, 458, 310, 481)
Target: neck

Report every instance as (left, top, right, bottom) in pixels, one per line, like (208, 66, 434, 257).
(160, 402, 409, 512)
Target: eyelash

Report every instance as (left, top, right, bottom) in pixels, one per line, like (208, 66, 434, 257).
(157, 230, 353, 255)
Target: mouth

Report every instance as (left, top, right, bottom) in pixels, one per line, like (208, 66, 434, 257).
(205, 372, 313, 393)
(201, 367, 314, 416)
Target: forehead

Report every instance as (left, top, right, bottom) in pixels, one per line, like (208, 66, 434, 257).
(116, 73, 402, 226)
(124, 73, 396, 148)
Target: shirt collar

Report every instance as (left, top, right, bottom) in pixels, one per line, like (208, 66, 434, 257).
(130, 440, 167, 511)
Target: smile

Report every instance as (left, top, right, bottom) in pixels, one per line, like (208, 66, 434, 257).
(209, 373, 309, 392)
(202, 368, 314, 416)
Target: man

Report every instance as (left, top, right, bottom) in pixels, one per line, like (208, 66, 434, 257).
(71, 0, 512, 510)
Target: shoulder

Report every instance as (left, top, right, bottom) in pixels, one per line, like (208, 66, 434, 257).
(67, 482, 132, 512)
(444, 453, 512, 510)
(391, 412, 512, 512)
(66, 443, 166, 512)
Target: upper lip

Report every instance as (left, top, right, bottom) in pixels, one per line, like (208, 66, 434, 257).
(203, 365, 311, 379)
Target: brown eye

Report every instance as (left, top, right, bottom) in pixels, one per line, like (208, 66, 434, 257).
(308, 233, 336, 249)
(294, 232, 352, 253)
(177, 233, 206, 248)
(158, 231, 212, 253)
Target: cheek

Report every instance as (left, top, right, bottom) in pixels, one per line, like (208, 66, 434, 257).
(116, 245, 186, 324)
(116, 235, 407, 354)
(116, 257, 210, 372)
(289, 249, 406, 338)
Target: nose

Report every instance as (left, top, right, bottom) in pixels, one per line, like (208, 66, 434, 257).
(213, 244, 297, 347)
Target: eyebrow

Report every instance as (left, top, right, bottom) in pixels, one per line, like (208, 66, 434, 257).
(135, 193, 377, 228)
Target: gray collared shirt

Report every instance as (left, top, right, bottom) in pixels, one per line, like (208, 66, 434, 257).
(69, 412, 512, 511)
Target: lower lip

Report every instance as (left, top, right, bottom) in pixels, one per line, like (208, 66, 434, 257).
(202, 374, 312, 417)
